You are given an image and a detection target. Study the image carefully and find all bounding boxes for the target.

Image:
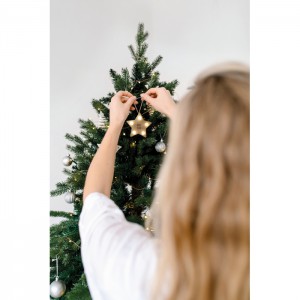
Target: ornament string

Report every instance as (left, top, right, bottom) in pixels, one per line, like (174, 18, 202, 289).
(56, 255, 58, 278)
(159, 130, 167, 141)
(133, 96, 143, 115)
(133, 100, 139, 113)
(51, 255, 59, 279)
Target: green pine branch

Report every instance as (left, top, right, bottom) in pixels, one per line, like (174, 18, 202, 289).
(50, 211, 73, 219)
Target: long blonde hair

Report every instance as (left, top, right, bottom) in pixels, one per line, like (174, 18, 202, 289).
(150, 62, 250, 300)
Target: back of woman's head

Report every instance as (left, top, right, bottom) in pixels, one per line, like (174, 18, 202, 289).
(150, 62, 250, 300)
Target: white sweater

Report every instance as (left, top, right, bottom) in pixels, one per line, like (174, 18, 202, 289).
(79, 192, 158, 300)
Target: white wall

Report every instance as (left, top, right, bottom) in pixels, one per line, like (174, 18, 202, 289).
(51, 0, 249, 224)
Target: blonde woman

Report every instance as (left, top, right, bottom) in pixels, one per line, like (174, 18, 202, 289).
(79, 62, 250, 300)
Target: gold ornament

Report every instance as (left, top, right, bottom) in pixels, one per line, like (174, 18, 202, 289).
(127, 113, 151, 137)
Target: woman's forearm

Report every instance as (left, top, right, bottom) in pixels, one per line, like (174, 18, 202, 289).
(83, 125, 122, 201)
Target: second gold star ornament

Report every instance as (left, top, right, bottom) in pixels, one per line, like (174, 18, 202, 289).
(127, 113, 151, 137)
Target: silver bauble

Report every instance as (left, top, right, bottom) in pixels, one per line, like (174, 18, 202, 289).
(50, 278, 66, 298)
(64, 192, 75, 204)
(62, 155, 72, 166)
(155, 140, 166, 153)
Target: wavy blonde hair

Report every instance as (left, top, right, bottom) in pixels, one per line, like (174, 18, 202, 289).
(149, 62, 250, 300)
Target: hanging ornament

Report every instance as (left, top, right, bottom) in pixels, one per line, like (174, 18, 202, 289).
(62, 155, 72, 166)
(50, 278, 66, 298)
(155, 139, 166, 153)
(64, 192, 75, 204)
(97, 112, 107, 129)
(50, 256, 66, 298)
(125, 184, 132, 193)
(127, 113, 151, 137)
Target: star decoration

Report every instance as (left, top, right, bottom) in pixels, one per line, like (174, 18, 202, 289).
(127, 113, 152, 137)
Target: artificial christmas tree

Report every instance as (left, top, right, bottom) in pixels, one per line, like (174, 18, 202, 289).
(50, 23, 178, 299)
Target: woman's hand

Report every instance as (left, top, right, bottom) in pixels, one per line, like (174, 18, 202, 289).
(141, 87, 176, 119)
(109, 91, 137, 129)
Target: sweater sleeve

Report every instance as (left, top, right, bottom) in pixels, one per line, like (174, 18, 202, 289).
(79, 192, 158, 300)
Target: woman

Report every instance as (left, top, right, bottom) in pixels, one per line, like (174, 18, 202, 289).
(79, 62, 249, 300)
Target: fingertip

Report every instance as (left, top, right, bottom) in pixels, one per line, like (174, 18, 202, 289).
(128, 97, 136, 106)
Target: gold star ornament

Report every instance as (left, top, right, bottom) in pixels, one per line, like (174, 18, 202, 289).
(127, 113, 151, 137)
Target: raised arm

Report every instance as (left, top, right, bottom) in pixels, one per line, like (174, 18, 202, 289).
(83, 91, 136, 201)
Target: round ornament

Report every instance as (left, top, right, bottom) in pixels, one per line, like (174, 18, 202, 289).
(50, 278, 66, 298)
(64, 192, 75, 204)
(62, 155, 72, 166)
(155, 139, 166, 153)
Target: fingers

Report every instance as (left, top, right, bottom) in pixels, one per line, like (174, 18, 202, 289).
(125, 96, 137, 109)
(121, 97, 138, 104)
(145, 87, 167, 95)
(141, 93, 155, 105)
(145, 88, 158, 94)
(144, 88, 159, 98)
(116, 91, 134, 98)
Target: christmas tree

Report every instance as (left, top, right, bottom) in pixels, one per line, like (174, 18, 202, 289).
(50, 23, 178, 299)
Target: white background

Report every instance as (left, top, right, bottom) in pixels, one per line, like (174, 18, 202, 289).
(51, 0, 249, 224)
(1, 0, 300, 299)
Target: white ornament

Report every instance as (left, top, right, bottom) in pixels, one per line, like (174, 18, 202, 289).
(62, 155, 72, 166)
(64, 192, 75, 204)
(125, 184, 132, 193)
(50, 256, 66, 298)
(155, 139, 166, 153)
(97, 112, 107, 128)
(50, 278, 66, 298)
